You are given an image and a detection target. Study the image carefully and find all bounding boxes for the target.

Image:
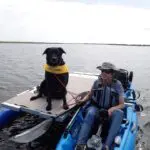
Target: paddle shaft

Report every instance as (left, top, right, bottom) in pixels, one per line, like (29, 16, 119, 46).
(96, 125, 102, 136)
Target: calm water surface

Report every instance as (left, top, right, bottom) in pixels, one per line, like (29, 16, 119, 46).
(0, 43, 150, 149)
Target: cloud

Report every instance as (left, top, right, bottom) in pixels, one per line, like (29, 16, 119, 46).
(1, 0, 150, 44)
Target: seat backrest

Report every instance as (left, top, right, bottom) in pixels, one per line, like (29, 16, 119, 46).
(114, 69, 129, 90)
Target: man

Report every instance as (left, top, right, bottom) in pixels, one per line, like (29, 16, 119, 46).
(75, 62, 124, 150)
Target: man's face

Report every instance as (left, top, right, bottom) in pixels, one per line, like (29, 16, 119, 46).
(100, 69, 113, 83)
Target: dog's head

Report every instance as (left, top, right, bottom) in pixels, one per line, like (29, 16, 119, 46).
(43, 47, 66, 66)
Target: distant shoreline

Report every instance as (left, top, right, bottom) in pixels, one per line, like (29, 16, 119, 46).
(0, 41, 150, 47)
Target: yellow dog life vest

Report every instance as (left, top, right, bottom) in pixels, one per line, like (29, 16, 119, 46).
(44, 64, 69, 74)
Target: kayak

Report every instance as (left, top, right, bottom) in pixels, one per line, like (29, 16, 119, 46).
(56, 69, 143, 150)
(0, 71, 143, 149)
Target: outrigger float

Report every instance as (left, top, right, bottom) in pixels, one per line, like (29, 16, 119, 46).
(0, 70, 143, 150)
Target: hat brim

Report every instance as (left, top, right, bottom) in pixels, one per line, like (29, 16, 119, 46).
(96, 66, 103, 70)
(96, 66, 117, 71)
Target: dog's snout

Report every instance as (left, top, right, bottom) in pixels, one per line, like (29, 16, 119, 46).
(52, 56, 57, 60)
(51, 56, 58, 62)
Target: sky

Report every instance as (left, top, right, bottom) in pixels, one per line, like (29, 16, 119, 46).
(1, 0, 150, 44)
(84, 0, 150, 9)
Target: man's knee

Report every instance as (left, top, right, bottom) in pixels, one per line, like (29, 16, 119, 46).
(112, 109, 123, 119)
(86, 106, 99, 117)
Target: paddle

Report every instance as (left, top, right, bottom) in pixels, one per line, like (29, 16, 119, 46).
(9, 91, 90, 143)
(9, 118, 53, 143)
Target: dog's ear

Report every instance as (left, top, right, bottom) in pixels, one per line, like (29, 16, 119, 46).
(43, 48, 49, 55)
(58, 47, 66, 54)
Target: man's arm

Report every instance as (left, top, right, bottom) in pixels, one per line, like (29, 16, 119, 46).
(77, 80, 97, 106)
(108, 96, 124, 116)
(108, 80, 125, 116)
(112, 96, 125, 109)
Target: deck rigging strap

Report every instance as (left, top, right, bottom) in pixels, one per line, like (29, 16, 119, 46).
(53, 74, 77, 100)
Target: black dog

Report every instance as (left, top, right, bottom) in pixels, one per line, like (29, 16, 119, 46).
(30, 47, 69, 111)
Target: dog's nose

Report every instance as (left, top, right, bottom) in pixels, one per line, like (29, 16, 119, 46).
(51, 57, 58, 63)
(52, 57, 57, 61)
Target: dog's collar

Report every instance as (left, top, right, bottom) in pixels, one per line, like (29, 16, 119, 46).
(44, 64, 69, 74)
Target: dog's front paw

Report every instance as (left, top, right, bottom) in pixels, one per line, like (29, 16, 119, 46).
(46, 105, 52, 111)
(63, 104, 69, 110)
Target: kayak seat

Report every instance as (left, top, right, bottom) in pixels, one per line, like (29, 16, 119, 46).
(114, 69, 130, 91)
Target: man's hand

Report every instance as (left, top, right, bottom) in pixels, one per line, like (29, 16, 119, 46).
(108, 107, 116, 116)
(76, 91, 91, 105)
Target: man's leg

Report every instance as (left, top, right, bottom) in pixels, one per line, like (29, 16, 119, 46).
(76, 106, 100, 145)
(104, 109, 123, 148)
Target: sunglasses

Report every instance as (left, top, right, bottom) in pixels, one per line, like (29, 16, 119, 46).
(101, 69, 113, 74)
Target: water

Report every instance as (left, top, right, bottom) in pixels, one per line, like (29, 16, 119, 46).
(0, 43, 150, 149)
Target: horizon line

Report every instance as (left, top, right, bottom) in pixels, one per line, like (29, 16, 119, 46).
(0, 41, 150, 47)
